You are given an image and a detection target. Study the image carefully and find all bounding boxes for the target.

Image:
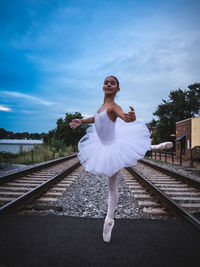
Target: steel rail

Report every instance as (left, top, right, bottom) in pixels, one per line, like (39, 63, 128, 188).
(126, 166, 200, 231)
(0, 161, 80, 214)
(0, 153, 78, 185)
(139, 159, 200, 189)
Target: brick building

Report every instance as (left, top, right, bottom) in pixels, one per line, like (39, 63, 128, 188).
(175, 116, 200, 161)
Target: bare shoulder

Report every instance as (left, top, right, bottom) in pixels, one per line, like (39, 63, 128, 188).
(107, 104, 123, 121)
(112, 103, 123, 114)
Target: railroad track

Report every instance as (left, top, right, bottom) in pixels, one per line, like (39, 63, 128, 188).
(0, 154, 81, 214)
(2, 152, 200, 231)
(121, 159, 200, 230)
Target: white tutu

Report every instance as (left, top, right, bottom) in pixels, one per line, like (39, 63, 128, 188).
(78, 109, 151, 177)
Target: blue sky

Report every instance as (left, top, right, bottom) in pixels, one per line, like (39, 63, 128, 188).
(1, 0, 200, 133)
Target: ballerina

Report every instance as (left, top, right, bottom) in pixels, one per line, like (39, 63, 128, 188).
(70, 75, 171, 242)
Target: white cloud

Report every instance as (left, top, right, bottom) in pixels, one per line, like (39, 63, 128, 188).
(2, 91, 54, 106)
(0, 105, 12, 112)
(20, 110, 37, 114)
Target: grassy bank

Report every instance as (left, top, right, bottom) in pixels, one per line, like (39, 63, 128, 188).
(0, 144, 77, 165)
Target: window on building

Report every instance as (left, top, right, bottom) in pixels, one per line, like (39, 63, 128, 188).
(187, 139, 190, 150)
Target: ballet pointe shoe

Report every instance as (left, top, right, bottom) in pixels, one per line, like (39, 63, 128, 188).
(103, 217, 115, 243)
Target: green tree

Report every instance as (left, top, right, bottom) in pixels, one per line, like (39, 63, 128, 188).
(149, 83, 200, 143)
(0, 128, 15, 139)
(29, 133, 41, 139)
(44, 112, 89, 148)
(0, 128, 8, 139)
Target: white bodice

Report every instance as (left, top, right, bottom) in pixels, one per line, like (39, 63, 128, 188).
(94, 109, 116, 145)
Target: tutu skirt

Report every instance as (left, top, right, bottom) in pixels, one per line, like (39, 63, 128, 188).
(78, 117, 151, 177)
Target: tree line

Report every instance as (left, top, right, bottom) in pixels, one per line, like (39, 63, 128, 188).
(149, 83, 200, 144)
(0, 128, 46, 140)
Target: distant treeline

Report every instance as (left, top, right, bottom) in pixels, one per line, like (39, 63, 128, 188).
(0, 112, 89, 150)
(0, 128, 46, 140)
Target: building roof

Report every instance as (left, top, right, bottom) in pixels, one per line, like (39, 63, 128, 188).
(176, 118, 191, 124)
(0, 139, 43, 145)
(176, 115, 200, 124)
(174, 134, 185, 142)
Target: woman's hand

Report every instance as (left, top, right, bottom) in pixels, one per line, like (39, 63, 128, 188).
(123, 106, 136, 122)
(69, 119, 82, 129)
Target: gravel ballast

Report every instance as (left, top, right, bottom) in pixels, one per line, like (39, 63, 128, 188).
(55, 170, 145, 219)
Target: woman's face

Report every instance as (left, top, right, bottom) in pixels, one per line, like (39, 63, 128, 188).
(103, 76, 120, 95)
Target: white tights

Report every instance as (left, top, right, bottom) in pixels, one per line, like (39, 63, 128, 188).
(106, 171, 119, 219)
(103, 171, 119, 239)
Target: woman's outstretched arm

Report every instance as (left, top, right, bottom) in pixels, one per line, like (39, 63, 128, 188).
(69, 116, 94, 129)
(113, 105, 136, 122)
(81, 116, 94, 124)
